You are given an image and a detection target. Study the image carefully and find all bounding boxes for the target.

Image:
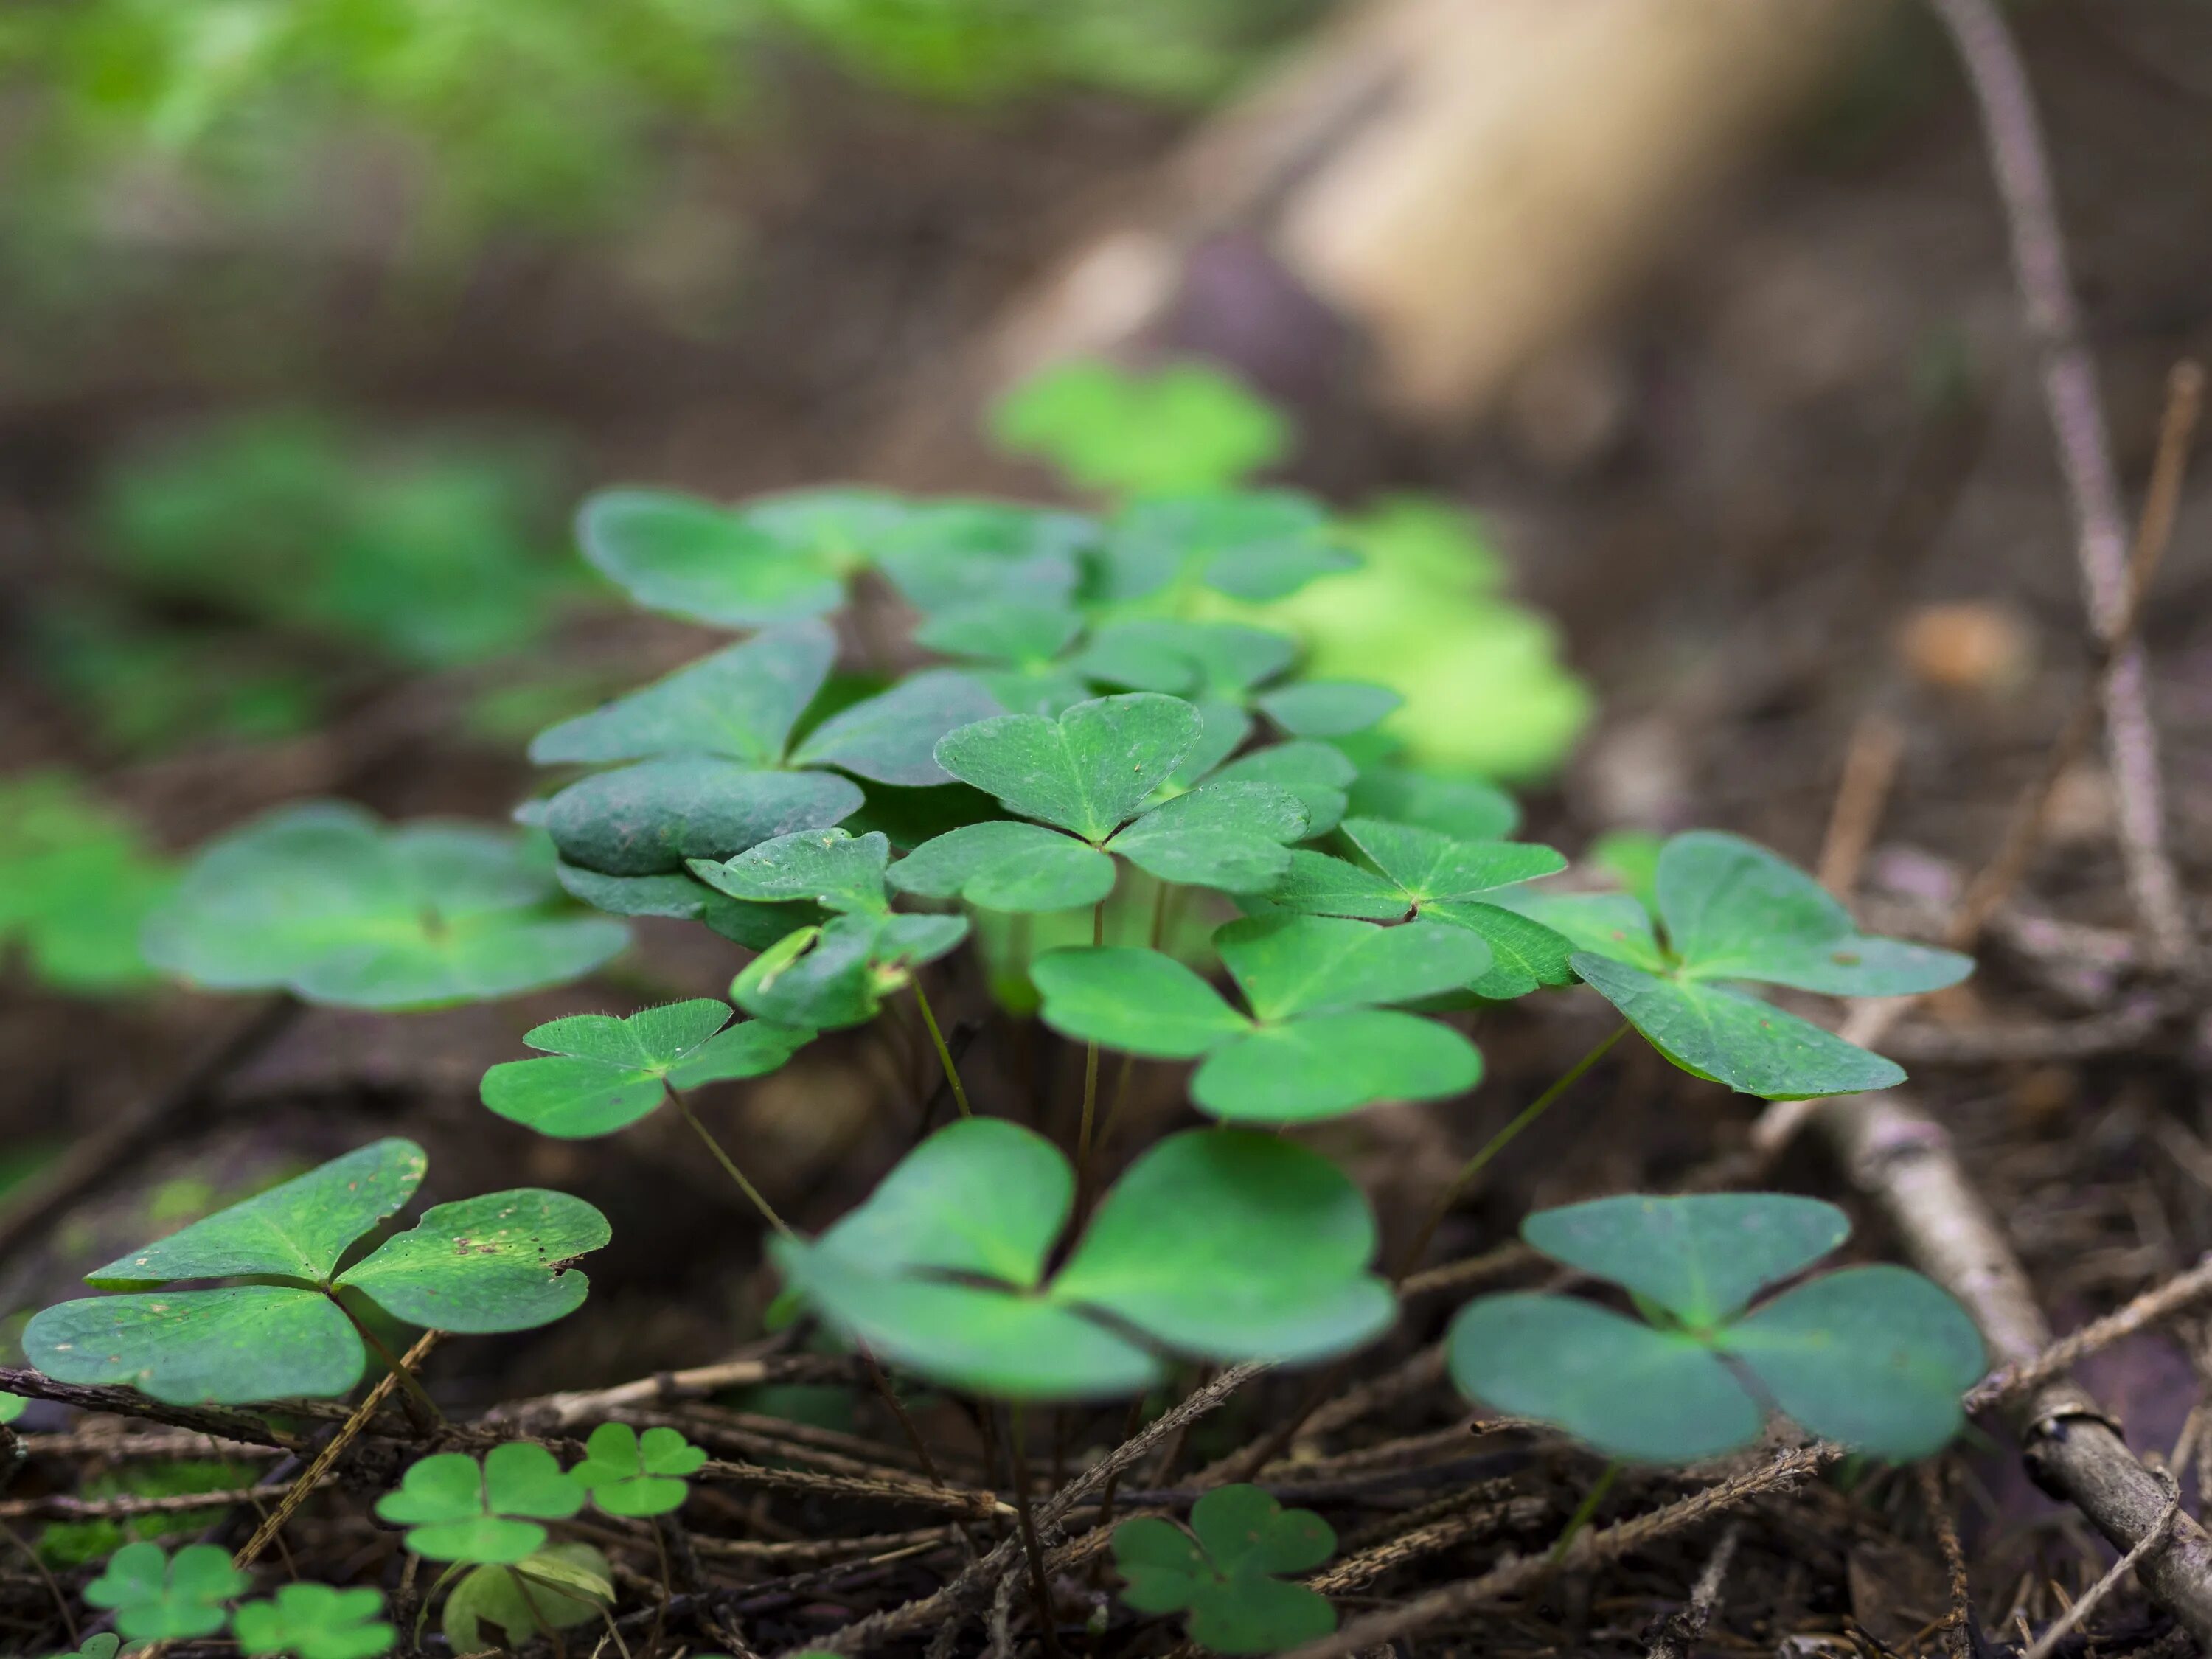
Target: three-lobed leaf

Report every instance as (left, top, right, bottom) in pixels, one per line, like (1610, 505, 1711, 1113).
(375, 1444, 583, 1564)
(84, 1540, 248, 1640)
(1113, 1485, 1337, 1655)
(233, 1583, 395, 1659)
(571, 1422, 707, 1517)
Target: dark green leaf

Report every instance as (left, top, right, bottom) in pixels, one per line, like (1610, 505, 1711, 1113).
(1105, 781, 1307, 894)
(1029, 948, 1252, 1058)
(1217, 915, 1489, 1020)
(1256, 681, 1402, 738)
(1209, 742, 1353, 838)
(579, 489, 842, 626)
(788, 671, 1005, 786)
(337, 1189, 608, 1332)
(914, 602, 1083, 667)
(24, 1286, 364, 1405)
(482, 1002, 809, 1137)
(552, 860, 813, 950)
(692, 830, 890, 916)
(542, 759, 860, 876)
(1345, 766, 1519, 840)
(934, 693, 1200, 842)
(889, 821, 1117, 914)
(1521, 1194, 1850, 1328)
(527, 625, 833, 766)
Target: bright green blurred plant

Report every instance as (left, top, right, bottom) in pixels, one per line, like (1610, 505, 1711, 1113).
(0, 772, 174, 993)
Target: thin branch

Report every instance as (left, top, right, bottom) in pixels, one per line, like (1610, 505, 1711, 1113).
(1641, 1520, 1742, 1659)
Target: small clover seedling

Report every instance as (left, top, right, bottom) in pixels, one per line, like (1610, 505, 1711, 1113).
(1269, 816, 1571, 999)
(570, 1422, 707, 1516)
(1113, 1485, 1337, 1655)
(232, 1583, 394, 1659)
(1449, 1194, 1986, 1463)
(0, 771, 173, 993)
(891, 693, 1307, 912)
(375, 1445, 582, 1563)
(140, 802, 628, 1009)
(775, 1119, 1391, 1399)
(24, 1140, 608, 1404)
(990, 358, 1290, 497)
(531, 620, 1001, 879)
(1031, 915, 1488, 1121)
(85, 1540, 246, 1639)
(1518, 831, 1972, 1097)
(48, 1637, 121, 1659)
(441, 1541, 613, 1652)
(481, 998, 811, 1138)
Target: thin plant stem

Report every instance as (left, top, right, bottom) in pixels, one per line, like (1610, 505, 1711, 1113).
(1006, 1406, 1065, 1659)
(912, 983, 973, 1118)
(1148, 877, 1170, 949)
(672, 1091, 793, 1240)
(330, 1300, 443, 1427)
(1397, 1021, 1630, 1279)
(1074, 900, 1105, 1203)
(1548, 1460, 1621, 1565)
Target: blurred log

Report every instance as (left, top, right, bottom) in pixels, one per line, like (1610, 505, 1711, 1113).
(985, 0, 1882, 424)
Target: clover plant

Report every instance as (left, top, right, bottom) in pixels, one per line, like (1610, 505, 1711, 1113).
(1517, 832, 1972, 1098)
(1031, 916, 1488, 1121)
(375, 1446, 583, 1564)
(84, 1540, 247, 1640)
(46, 1637, 121, 1659)
(991, 358, 1290, 496)
(1113, 1486, 1337, 1655)
(1449, 1194, 1986, 1462)
(570, 1422, 707, 1517)
(0, 772, 174, 994)
(440, 1542, 613, 1652)
(24, 1141, 608, 1404)
(773, 1118, 1391, 1398)
(232, 1584, 395, 1659)
(141, 803, 628, 1009)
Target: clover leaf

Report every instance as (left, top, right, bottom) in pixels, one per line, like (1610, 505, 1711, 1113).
(571, 1422, 707, 1517)
(731, 911, 968, 1031)
(1253, 680, 1402, 739)
(85, 1540, 246, 1640)
(871, 500, 1096, 614)
(1448, 1194, 1986, 1463)
(1519, 832, 1973, 1099)
(442, 1543, 613, 1653)
(552, 859, 820, 951)
(1269, 817, 1571, 998)
(1095, 492, 1359, 605)
(375, 1444, 583, 1564)
(0, 771, 174, 993)
(773, 1119, 1393, 1399)
(895, 694, 1307, 911)
(529, 622, 1001, 876)
(1032, 915, 1486, 1121)
(1113, 1485, 1336, 1655)
(233, 1583, 394, 1659)
(1075, 620, 1298, 703)
(47, 1637, 121, 1659)
(914, 600, 1091, 715)
(1344, 765, 1519, 842)
(577, 487, 886, 626)
(482, 999, 812, 1138)
(691, 828, 894, 916)
(23, 1140, 608, 1404)
(990, 358, 1290, 496)
(139, 802, 628, 1009)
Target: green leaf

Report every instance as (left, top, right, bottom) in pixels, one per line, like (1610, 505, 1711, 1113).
(375, 1444, 582, 1564)
(692, 829, 891, 915)
(541, 757, 862, 877)
(915, 602, 1083, 667)
(1505, 892, 1668, 973)
(1105, 781, 1307, 894)
(1447, 1293, 1763, 1464)
(49, 1636, 122, 1659)
(233, 1583, 394, 1659)
(1208, 742, 1353, 838)
(1340, 817, 1565, 903)
(1112, 1486, 1338, 1656)
(1571, 953, 1906, 1099)
(731, 912, 968, 1030)
(84, 1540, 248, 1641)
(1103, 493, 1358, 604)
(889, 821, 1116, 914)
(1053, 1132, 1392, 1361)
(1217, 916, 1489, 1020)
(571, 1422, 706, 1517)
(0, 1393, 22, 1424)
(1027, 949, 1252, 1059)
(86, 1138, 426, 1286)
(1077, 620, 1298, 699)
(442, 1544, 612, 1652)
(25, 1286, 364, 1407)
(482, 1001, 811, 1138)
(991, 358, 1289, 495)
(1265, 851, 1407, 921)
(527, 625, 833, 766)
(578, 489, 842, 626)
(934, 693, 1200, 842)
(1520, 1194, 1850, 1328)
(338, 1189, 608, 1332)
(1657, 832, 1973, 995)
(1345, 766, 1518, 841)
(743, 487, 908, 566)
(776, 1123, 1393, 1400)
(1256, 680, 1402, 738)
(789, 671, 1005, 786)
(1192, 1009, 1481, 1123)
(873, 501, 1092, 613)
(1719, 1265, 1986, 1459)
(142, 804, 628, 1009)
(0, 771, 174, 993)
(551, 860, 813, 950)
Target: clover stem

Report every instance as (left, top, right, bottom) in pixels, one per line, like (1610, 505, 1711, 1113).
(329, 1298, 444, 1427)
(1548, 1459, 1621, 1565)
(672, 1091, 795, 1240)
(1005, 1405, 1066, 1659)
(912, 983, 972, 1118)
(1397, 1020, 1630, 1279)
(1147, 877, 1170, 949)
